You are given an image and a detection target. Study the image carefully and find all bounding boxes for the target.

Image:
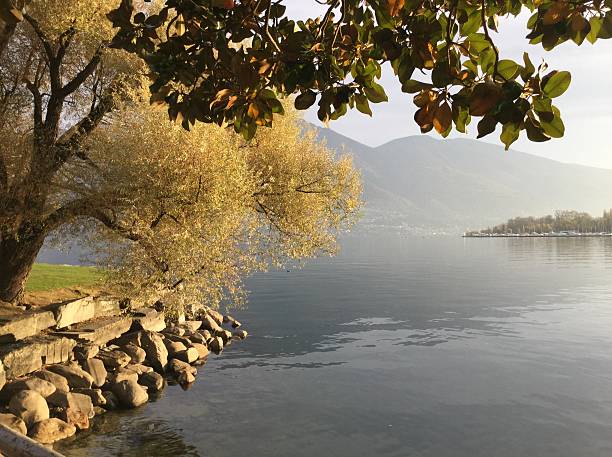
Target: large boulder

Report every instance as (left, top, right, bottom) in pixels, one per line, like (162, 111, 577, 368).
(121, 344, 146, 364)
(102, 391, 119, 410)
(97, 350, 131, 370)
(52, 392, 94, 430)
(164, 340, 187, 356)
(169, 358, 197, 376)
(175, 347, 199, 364)
(82, 358, 107, 388)
(73, 343, 100, 360)
(32, 370, 69, 393)
(0, 412, 27, 435)
(233, 329, 248, 340)
(8, 390, 49, 427)
(201, 314, 222, 333)
(140, 331, 168, 372)
(139, 371, 165, 392)
(47, 363, 94, 389)
(108, 367, 139, 384)
(209, 336, 224, 355)
(28, 418, 76, 444)
(112, 379, 148, 408)
(72, 388, 106, 407)
(0, 377, 56, 402)
(191, 343, 210, 360)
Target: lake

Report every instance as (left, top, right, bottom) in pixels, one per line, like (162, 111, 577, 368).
(57, 232, 612, 456)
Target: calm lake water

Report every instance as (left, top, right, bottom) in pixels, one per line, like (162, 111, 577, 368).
(57, 232, 612, 457)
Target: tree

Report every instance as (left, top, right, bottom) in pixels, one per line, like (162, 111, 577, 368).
(0, 0, 361, 305)
(99, 0, 596, 148)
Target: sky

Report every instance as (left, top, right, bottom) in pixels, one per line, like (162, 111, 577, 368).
(284, 2, 612, 169)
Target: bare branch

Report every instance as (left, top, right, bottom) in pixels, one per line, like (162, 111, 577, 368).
(61, 46, 103, 97)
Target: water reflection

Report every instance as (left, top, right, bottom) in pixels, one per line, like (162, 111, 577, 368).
(60, 233, 612, 457)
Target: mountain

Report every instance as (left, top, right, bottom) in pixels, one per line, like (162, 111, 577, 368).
(315, 127, 612, 230)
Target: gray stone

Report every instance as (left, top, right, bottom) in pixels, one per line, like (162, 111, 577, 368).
(97, 350, 131, 370)
(73, 343, 99, 360)
(51, 296, 121, 329)
(201, 315, 222, 333)
(112, 379, 148, 408)
(233, 329, 248, 340)
(28, 418, 75, 444)
(209, 336, 224, 355)
(1, 377, 56, 401)
(191, 343, 209, 360)
(162, 333, 193, 347)
(132, 308, 166, 332)
(47, 363, 94, 389)
(223, 314, 242, 328)
(168, 359, 197, 376)
(121, 344, 146, 364)
(108, 367, 139, 384)
(32, 370, 69, 393)
(126, 363, 152, 375)
(184, 331, 206, 344)
(113, 331, 142, 348)
(175, 347, 199, 364)
(102, 391, 119, 410)
(53, 315, 133, 346)
(139, 371, 165, 392)
(53, 392, 93, 430)
(0, 412, 27, 435)
(8, 390, 49, 427)
(0, 336, 76, 379)
(72, 388, 106, 407)
(180, 321, 202, 332)
(140, 331, 168, 372)
(0, 310, 56, 343)
(164, 341, 187, 355)
(82, 358, 107, 388)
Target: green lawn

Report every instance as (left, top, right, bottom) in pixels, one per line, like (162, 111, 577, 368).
(25, 263, 105, 292)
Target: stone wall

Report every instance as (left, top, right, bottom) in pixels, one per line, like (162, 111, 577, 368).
(0, 297, 247, 447)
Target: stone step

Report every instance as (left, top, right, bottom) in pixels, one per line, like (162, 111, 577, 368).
(0, 310, 56, 343)
(52, 315, 132, 346)
(45, 296, 121, 329)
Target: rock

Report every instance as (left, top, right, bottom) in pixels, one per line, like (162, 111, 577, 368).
(139, 371, 165, 392)
(0, 412, 27, 435)
(185, 331, 206, 344)
(93, 406, 106, 416)
(102, 391, 119, 410)
(131, 308, 166, 332)
(201, 330, 212, 340)
(0, 336, 76, 379)
(73, 343, 99, 360)
(168, 359, 197, 376)
(164, 341, 187, 355)
(181, 320, 202, 332)
(233, 329, 248, 340)
(140, 331, 168, 372)
(8, 390, 49, 427)
(175, 347, 199, 364)
(0, 309, 56, 343)
(163, 333, 194, 347)
(97, 350, 131, 370)
(82, 358, 107, 388)
(0, 361, 5, 391)
(177, 370, 195, 384)
(28, 418, 75, 444)
(201, 315, 222, 333)
(72, 388, 106, 407)
(33, 370, 69, 393)
(51, 296, 120, 329)
(121, 344, 146, 364)
(216, 329, 233, 342)
(54, 315, 133, 346)
(112, 380, 148, 408)
(108, 367, 139, 384)
(53, 392, 94, 430)
(191, 343, 209, 360)
(223, 314, 241, 328)
(209, 336, 224, 355)
(205, 308, 224, 326)
(47, 363, 94, 389)
(163, 325, 185, 336)
(126, 363, 152, 375)
(1, 377, 56, 401)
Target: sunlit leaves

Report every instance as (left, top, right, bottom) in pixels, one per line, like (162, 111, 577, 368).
(542, 71, 571, 98)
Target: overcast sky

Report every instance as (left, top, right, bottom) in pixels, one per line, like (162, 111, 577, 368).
(284, 2, 612, 169)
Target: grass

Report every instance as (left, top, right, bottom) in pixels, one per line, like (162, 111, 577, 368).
(25, 263, 105, 293)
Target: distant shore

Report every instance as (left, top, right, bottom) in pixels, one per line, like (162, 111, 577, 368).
(463, 232, 612, 238)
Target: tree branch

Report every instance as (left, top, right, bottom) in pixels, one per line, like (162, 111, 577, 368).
(61, 46, 103, 96)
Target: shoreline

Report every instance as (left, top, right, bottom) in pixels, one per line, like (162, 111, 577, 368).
(462, 233, 612, 238)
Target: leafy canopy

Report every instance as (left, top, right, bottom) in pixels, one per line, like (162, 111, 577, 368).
(100, 0, 606, 148)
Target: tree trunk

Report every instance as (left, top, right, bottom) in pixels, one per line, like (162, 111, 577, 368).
(0, 229, 45, 303)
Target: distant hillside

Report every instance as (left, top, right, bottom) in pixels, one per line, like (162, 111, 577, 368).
(316, 128, 612, 230)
